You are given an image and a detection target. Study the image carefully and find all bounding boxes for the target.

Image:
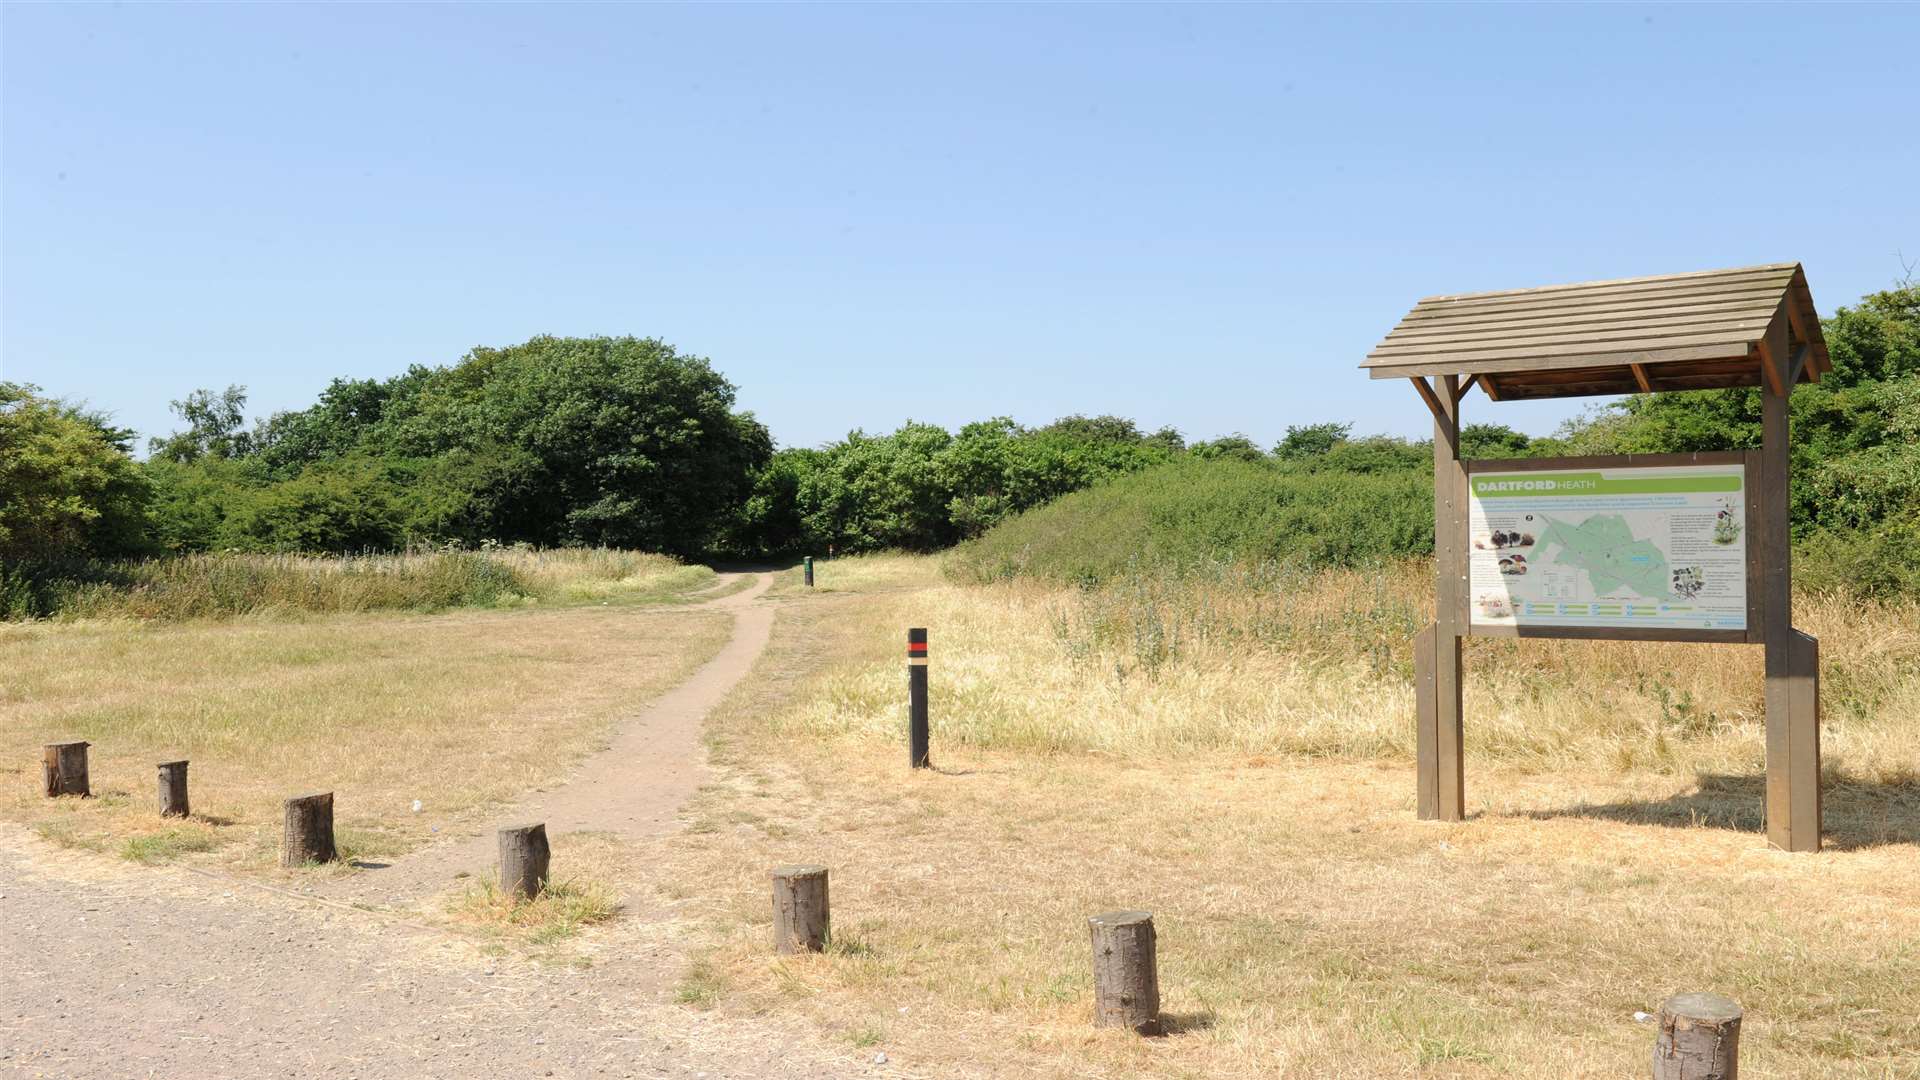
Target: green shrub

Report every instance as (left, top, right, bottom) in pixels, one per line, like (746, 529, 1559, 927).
(946, 457, 1432, 586)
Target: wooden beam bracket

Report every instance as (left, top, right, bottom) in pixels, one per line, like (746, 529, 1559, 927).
(1410, 376, 1448, 427)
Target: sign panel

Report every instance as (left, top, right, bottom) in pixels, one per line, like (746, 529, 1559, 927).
(1466, 462, 1748, 633)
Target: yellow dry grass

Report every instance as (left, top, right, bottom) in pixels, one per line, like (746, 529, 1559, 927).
(446, 830, 625, 952)
(1, 603, 732, 871)
(656, 556, 1920, 1079)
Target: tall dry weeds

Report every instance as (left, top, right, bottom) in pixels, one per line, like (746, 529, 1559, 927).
(773, 558, 1920, 782)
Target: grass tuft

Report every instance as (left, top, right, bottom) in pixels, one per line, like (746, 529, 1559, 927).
(448, 876, 619, 944)
(120, 825, 220, 864)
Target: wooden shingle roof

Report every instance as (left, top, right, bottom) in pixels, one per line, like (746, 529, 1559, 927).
(1362, 263, 1828, 400)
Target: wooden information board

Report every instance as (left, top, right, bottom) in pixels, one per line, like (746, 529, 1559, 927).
(1360, 263, 1828, 851)
(1462, 452, 1758, 642)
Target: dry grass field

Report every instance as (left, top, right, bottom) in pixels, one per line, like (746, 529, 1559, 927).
(660, 554, 1920, 1079)
(0, 570, 731, 871)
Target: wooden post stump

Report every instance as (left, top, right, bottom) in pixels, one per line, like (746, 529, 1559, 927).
(771, 864, 829, 954)
(41, 741, 90, 798)
(281, 792, 337, 867)
(1089, 910, 1161, 1035)
(157, 760, 189, 818)
(1652, 992, 1742, 1079)
(498, 823, 550, 901)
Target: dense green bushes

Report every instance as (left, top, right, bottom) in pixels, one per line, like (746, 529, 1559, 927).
(137, 336, 771, 556)
(949, 282, 1919, 595)
(0, 383, 154, 561)
(946, 456, 1432, 585)
(735, 415, 1183, 555)
(5, 283, 1913, 602)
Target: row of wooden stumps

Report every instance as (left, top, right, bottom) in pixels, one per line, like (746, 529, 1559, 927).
(41, 741, 552, 899)
(44, 741, 189, 816)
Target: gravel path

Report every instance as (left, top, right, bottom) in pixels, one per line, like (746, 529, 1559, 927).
(0, 826, 870, 1078)
(0, 572, 883, 1079)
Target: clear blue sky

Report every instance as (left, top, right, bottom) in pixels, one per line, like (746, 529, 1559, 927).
(4, 3, 1915, 452)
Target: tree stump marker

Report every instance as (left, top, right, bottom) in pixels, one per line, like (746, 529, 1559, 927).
(1652, 992, 1742, 1079)
(41, 741, 90, 798)
(1089, 910, 1161, 1035)
(157, 760, 189, 818)
(771, 864, 829, 954)
(498, 823, 550, 901)
(281, 792, 337, 867)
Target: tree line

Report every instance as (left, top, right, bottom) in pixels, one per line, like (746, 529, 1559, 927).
(4, 280, 1913, 591)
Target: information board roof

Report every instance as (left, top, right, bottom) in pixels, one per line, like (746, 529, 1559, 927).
(1361, 263, 1828, 400)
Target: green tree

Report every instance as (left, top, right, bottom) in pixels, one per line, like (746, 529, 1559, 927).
(368, 336, 770, 553)
(1189, 433, 1267, 463)
(0, 382, 153, 561)
(149, 385, 253, 464)
(1274, 421, 1352, 460)
(800, 423, 954, 551)
(1458, 423, 1532, 459)
(216, 457, 405, 553)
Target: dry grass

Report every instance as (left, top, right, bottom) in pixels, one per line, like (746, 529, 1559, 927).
(4, 546, 715, 621)
(447, 833, 624, 949)
(656, 556, 1920, 1079)
(0, 603, 732, 871)
(774, 559, 1920, 785)
(765, 551, 944, 598)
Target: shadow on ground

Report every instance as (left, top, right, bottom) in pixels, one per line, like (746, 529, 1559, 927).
(1159, 1011, 1218, 1037)
(1518, 771, 1920, 850)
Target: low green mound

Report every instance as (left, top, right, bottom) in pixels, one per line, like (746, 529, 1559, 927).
(945, 456, 1432, 586)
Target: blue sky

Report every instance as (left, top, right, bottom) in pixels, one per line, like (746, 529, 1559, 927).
(4, 3, 1915, 452)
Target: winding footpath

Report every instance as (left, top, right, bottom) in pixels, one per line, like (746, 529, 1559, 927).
(324, 570, 776, 908)
(0, 572, 879, 1079)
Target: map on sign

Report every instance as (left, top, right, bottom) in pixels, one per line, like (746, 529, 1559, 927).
(1466, 463, 1747, 633)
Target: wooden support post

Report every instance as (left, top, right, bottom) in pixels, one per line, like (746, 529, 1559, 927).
(157, 760, 189, 818)
(803, 555, 814, 588)
(907, 628, 930, 769)
(498, 823, 550, 901)
(1759, 318, 1820, 852)
(41, 741, 90, 798)
(1651, 992, 1742, 1079)
(1418, 374, 1466, 822)
(281, 792, 337, 867)
(770, 864, 830, 953)
(1088, 910, 1161, 1035)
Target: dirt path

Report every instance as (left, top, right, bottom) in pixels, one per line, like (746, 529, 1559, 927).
(0, 570, 895, 1078)
(323, 571, 776, 909)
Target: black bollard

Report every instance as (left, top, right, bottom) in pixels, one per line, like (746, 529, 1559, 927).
(804, 555, 814, 587)
(908, 628, 930, 768)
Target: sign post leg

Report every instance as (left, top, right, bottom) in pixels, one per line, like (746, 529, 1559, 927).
(1420, 373, 1468, 823)
(1415, 623, 1465, 822)
(1759, 316, 1820, 852)
(1765, 629, 1821, 851)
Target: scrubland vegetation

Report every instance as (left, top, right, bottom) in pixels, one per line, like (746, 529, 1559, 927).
(0, 546, 710, 622)
(1, 278, 1913, 1074)
(5, 280, 1913, 596)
